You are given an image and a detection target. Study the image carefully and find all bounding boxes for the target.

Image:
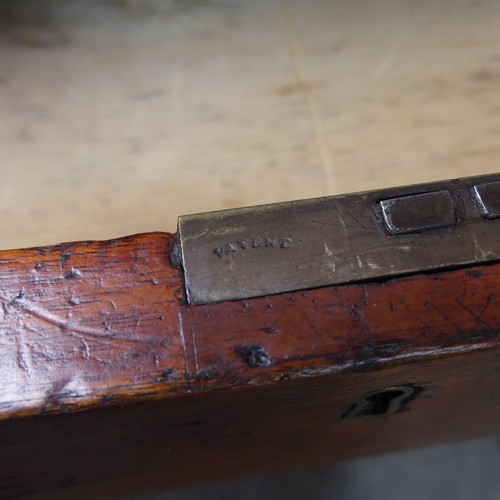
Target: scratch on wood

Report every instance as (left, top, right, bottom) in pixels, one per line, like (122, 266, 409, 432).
(60, 253, 71, 269)
(2, 293, 143, 344)
(15, 319, 33, 377)
(454, 297, 493, 330)
(191, 326, 199, 373)
(480, 293, 496, 316)
(425, 301, 466, 334)
(178, 309, 189, 373)
(25, 324, 50, 340)
(134, 318, 142, 335)
(81, 339, 90, 359)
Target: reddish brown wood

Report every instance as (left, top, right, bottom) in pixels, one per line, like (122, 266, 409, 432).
(184, 264, 500, 383)
(0, 233, 185, 418)
(0, 232, 499, 498)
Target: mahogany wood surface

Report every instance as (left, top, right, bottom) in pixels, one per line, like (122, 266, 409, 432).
(0, 232, 499, 498)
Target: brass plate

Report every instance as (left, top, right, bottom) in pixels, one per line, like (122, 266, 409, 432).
(179, 174, 500, 304)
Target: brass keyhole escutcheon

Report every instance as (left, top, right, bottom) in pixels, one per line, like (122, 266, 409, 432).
(341, 385, 421, 421)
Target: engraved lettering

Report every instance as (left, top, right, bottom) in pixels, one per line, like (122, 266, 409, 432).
(214, 237, 292, 259)
(214, 247, 226, 258)
(279, 238, 292, 248)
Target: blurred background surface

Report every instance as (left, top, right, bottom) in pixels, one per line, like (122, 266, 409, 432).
(1, 1, 499, 498)
(130, 437, 500, 500)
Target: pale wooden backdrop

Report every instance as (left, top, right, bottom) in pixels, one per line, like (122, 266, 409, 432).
(1, 0, 499, 249)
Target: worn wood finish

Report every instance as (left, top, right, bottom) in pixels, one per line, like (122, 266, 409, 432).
(3, 349, 500, 499)
(3, 2, 500, 496)
(0, 233, 184, 418)
(0, 232, 499, 498)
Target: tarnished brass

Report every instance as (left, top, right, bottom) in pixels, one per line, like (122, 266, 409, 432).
(473, 181, 500, 219)
(179, 174, 500, 305)
(379, 190, 457, 234)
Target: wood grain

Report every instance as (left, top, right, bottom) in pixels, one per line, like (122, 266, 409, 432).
(0, 233, 184, 418)
(0, 232, 499, 498)
(2, 1, 500, 497)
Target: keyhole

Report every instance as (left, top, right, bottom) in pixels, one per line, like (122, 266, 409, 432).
(341, 385, 420, 420)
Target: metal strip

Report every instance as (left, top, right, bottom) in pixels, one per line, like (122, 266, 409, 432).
(178, 174, 500, 304)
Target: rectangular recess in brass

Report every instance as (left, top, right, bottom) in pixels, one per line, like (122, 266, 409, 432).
(473, 181, 500, 219)
(379, 190, 457, 235)
(178, 174, 500, 305)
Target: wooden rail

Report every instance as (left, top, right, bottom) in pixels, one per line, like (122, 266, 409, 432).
(0, 232, 499, 498)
